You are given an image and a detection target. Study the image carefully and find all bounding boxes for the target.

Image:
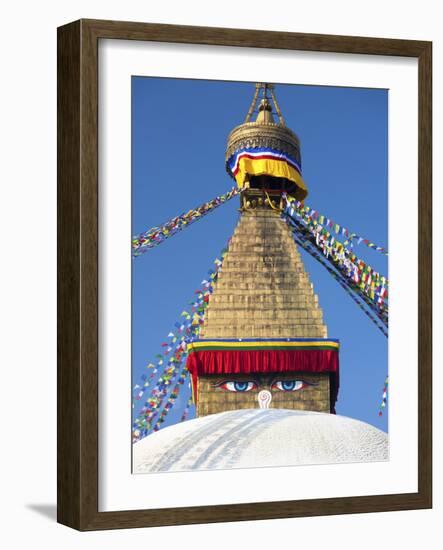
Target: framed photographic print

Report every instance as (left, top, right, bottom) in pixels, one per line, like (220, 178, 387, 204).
(57, 19, 432, 530)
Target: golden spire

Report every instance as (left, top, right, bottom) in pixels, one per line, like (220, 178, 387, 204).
(256, 98, 274, 124)
(244, 83, 285, 125)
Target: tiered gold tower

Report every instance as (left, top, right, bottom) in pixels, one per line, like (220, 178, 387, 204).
(201, 210, 327, 341)
(196, 208, 332, 416)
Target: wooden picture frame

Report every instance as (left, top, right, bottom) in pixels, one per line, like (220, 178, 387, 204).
(57, 19, 432, 530)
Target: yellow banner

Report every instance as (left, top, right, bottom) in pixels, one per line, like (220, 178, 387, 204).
(234, 157, 308, 199)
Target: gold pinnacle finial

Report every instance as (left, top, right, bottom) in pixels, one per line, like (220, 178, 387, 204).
(244, 83, 285, 125)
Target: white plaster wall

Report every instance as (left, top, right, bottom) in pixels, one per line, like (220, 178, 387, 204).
(133, 410, 388, 473)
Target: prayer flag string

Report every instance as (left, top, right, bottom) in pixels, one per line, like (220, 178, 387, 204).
(180, 396, 193, 422)
(284, 195, 388, 256)
(287, 217, 389, 412)
(378, 376, 389, 416)
(283, 197, 388, 325)
(132, 187, 239, 256)
(132, 243, 229, 441)
(291, 229, 388, 337)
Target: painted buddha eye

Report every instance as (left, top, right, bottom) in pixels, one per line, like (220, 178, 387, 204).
(271, 380, 308, 392)
(216, 381, 258, 392)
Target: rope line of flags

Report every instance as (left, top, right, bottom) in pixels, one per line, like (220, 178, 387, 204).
(132, 188, 238, 256)
(132, 245, 229, 441)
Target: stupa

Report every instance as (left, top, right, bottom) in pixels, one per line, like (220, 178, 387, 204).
(133, 83, 388, 473)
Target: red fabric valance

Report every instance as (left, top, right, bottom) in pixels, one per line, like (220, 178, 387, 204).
(186, 349, 339, 410)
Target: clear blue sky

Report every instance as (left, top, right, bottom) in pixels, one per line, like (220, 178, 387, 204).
(132, 77, 388, 433)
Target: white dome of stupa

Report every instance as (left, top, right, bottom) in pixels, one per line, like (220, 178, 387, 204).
(133, 409, 388, 473)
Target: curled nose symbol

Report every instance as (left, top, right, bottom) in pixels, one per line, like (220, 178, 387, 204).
(258, 390, 272, 409)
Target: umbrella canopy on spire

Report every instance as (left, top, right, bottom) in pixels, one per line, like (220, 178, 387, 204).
(225, 83, 308, 201)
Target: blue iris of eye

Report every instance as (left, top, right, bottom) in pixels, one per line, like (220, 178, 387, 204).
(281, 380, 296, 391)
(234, 381, 249, 392)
